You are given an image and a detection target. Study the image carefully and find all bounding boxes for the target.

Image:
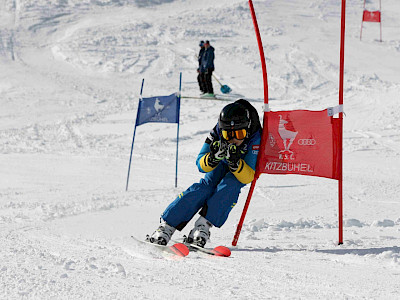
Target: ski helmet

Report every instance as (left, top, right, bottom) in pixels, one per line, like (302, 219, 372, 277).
(218, 102, 251, 131)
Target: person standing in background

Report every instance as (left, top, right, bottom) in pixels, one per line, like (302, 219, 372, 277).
(200, 40, 215, 98)
(197, 40, 206, 94)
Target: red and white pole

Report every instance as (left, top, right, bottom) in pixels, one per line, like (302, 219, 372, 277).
(360, 0, 366, 40)
(379, 0, 382, 42)
(338, 0, 346, 245)
(232, 0, 269, 246)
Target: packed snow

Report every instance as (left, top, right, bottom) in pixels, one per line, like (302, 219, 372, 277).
(1, 0, 400, 298)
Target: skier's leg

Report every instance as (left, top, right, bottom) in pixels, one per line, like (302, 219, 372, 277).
(202, 72, 211, 94)
(161, 163, 229, 230)
(207, 71, 214, 94)
(197, 73, 205, 93)
(204, 72, 210, 94)
(201, 72, 208, 93)
(201, 172, 246, 228)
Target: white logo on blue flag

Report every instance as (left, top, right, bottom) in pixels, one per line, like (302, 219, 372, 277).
(136, 93, 180, 126)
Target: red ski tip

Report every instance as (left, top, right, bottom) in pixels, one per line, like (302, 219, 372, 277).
(170, 243, 190, 257)
(212, 246, 231, 257)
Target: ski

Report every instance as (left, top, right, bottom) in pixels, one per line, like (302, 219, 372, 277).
(181, 95, 232, 101)
(172, 239, 231, 257)
(181, 95, 261, 103)
(131, 236, 189, 258)
(188, 243, 231, 257)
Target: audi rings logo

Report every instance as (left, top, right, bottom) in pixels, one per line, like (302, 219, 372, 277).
(298, 139, 316, 146)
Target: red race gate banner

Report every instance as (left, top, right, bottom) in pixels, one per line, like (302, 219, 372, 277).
(232, 0, 346, 247)
(363, 10, 381, 22)
(360, 0, 382, 41)
(257, 110, 341, 180)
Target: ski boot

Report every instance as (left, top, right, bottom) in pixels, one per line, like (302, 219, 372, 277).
(185, 216, 212, 248)
(148, 220, 176, 246)
(200, 93, 215, 98)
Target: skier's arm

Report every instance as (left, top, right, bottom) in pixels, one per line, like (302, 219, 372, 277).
(227, 133, 261, 184)
(196, 125, 223, 173)
(197, 140, 226, 173)
(197, 144, 216, 173)
(208, 51, 215, 70)
(231, 160, 256, 184)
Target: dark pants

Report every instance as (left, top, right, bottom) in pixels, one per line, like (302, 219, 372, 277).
(201, 71, 214, 94)
(197, 72, 206, 93)
(161, 162, 245, 230)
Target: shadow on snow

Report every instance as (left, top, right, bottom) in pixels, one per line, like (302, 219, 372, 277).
(232, 246, 400, 256)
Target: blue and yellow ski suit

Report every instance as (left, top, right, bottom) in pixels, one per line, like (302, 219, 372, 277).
(162, 123, 261, 230)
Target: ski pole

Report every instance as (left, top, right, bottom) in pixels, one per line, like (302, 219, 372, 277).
(212, 74, 223, 86)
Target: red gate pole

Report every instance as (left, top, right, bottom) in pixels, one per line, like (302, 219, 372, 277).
(379, 0, 382, 42)
(360, 0, 366, 40)
(338, 0, 346, 245)
(232, 180, 257, 246)
(232, 0, 269, 246)
(249, 0, 269, 102)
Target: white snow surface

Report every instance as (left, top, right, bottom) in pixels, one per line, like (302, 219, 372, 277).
(1, 0, 400, 298)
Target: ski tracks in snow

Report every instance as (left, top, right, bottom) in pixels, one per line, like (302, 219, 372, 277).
(1, 0, 400, 298)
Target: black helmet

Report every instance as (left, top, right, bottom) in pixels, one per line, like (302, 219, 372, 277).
(218, 102, 251, 131)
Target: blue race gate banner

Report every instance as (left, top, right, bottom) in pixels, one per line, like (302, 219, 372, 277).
(126, 75, 182, 191)
(136, 93, 179, 126)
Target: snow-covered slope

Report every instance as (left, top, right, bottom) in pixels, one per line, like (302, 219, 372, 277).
(1, 0, 400, 298)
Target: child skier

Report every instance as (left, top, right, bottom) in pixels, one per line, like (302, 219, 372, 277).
(149, 99, 262, 247)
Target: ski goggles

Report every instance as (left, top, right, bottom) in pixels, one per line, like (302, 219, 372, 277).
(221, 129, 247, 141)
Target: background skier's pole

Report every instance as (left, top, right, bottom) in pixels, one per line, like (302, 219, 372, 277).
(175, 73, 182, 188)
(212, 74, 232, 94)
(126, 79, 145, 191)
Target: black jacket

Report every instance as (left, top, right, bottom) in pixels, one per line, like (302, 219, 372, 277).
(200, 46, 215, 72)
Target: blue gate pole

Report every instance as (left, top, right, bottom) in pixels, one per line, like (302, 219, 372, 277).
(126, 79, 145, 191)
(175, 73, 182, 188)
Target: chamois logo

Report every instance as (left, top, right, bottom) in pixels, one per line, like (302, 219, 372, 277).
(154, 98, 164, 112)
(278, 115, 298, 160)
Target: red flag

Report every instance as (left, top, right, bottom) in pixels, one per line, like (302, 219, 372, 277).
(363, 10, 381, 23)
(257, 109, 341, 180)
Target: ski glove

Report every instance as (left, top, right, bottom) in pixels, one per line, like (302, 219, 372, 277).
(208, 140, 227, 167)
(226, 144, 245, 172)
